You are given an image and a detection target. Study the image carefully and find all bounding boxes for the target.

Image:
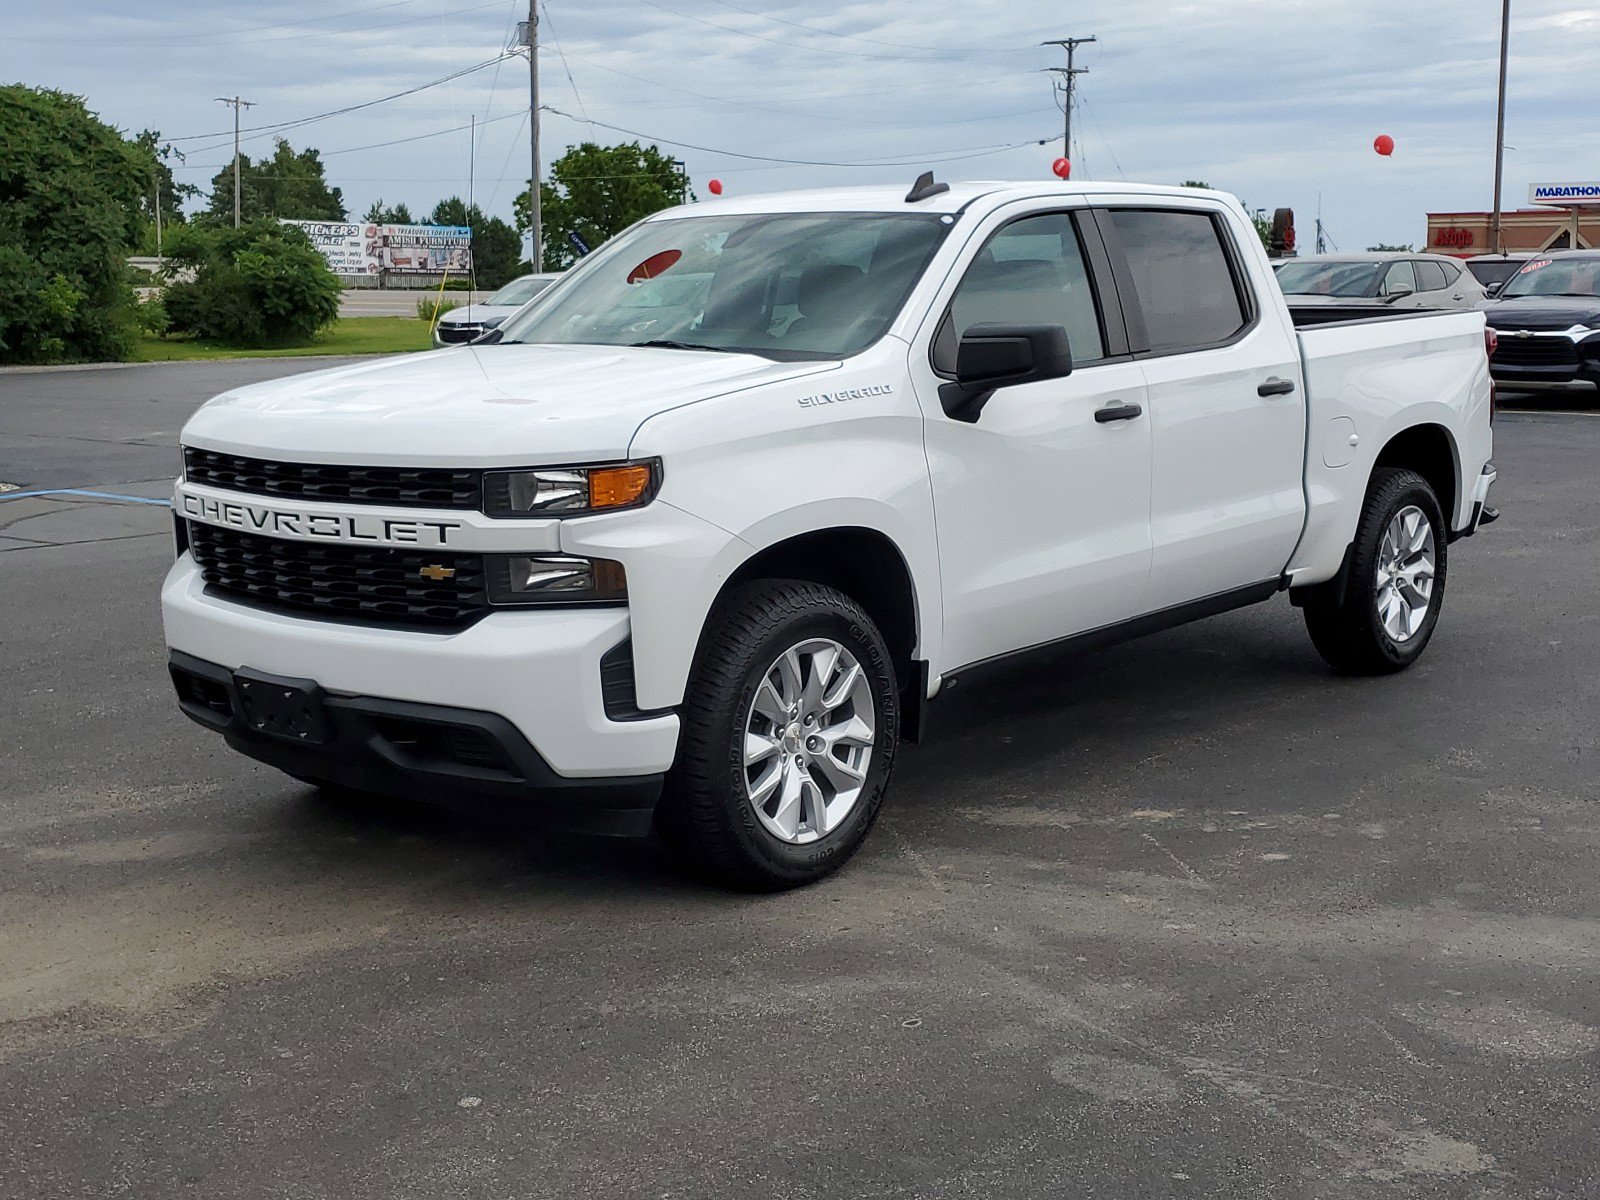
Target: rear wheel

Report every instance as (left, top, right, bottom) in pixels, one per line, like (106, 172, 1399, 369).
(660, 580, 900, 890)
(1303, 467, 1448, 674)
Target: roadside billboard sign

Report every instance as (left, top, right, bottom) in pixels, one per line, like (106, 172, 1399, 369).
(281, 220, 374, 274)
(377, 224, 472, 273)
(281, 219, 472, 276)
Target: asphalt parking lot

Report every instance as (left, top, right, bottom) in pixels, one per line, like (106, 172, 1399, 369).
(1, 360, 1597, 1198)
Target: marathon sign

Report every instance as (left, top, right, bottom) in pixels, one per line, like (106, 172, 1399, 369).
(1529, 182, 1600, 206)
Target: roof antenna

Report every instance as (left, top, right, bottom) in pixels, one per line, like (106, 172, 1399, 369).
(905, 171, 950, 203)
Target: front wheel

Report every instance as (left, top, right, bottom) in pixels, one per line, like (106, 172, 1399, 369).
(1303, 467, 1449, 674)
(660, 580, 900, 891)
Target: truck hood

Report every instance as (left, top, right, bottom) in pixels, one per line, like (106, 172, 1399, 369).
(181, 344, 837, 466)
(1481, 295, 1600, 331)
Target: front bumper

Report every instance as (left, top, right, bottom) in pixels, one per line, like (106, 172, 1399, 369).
(162, 556, 680, 825)
(169, 651, 662, 834)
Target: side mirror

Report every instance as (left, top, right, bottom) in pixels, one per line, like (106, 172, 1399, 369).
(1485, 280, 1503, 296)
(1382, 287, 1415, 304)
(940, 323, 1073, 423)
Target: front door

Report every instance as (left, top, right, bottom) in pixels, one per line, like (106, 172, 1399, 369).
(909, 210, 1153, 673)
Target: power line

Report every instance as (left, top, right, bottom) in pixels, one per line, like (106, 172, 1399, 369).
(543, 107, 1051, 168)
(540, 1, 589, 122)
(169, 55, 516, 149)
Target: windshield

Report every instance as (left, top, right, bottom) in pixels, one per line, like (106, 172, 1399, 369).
(1274, 261, 1383, 297)
(487, 276, 555, 307)
(1466, 260, 1525, 287)
(496, 212, 951, 359)
(1498, 257, 1600, 298)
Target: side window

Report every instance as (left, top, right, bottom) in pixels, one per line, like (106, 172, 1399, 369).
(935, 212, 1106, 374)
(1415, 261, 1449, 292)
(1105, 209, 1249, 353)
(1382, 261, 1418, 295)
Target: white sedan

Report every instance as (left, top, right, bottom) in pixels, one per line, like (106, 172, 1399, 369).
(431, 273, 561, 347)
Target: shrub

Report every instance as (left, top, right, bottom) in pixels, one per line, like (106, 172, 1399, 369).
(0, 86, 149, 363)
(163, 220, 341, 346)
(417, 295, 459, 323)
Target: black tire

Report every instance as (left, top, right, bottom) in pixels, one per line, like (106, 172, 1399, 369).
(659, 579, 900, 891)
(1303, 467, 1449, 675)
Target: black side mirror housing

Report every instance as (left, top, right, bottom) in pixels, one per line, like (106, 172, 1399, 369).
(940, 323, 1073, 423)
(1485, 280, 1503, 296)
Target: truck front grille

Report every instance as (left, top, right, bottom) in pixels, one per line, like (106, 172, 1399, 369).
(435, 324, 483, 344)
(187, 523, 488, 630)
(184, 447, 481, 510)
(1492, 336, 1581, 369)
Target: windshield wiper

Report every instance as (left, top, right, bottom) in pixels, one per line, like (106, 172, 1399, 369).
(629, 339, 741, 353)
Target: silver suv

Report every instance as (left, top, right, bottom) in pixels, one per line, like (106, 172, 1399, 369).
(1275, 253, 1486, 310)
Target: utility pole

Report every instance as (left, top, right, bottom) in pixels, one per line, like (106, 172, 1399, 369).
(1490, 0, 1511, 256)
(517, 4, 542, 270)
(214, 96, 255, 228)
(154, 176, 163, 258)
(1042, 36, 1096, 162)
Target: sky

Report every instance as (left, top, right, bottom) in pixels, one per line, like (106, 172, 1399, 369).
(5, 0, 1597, 252)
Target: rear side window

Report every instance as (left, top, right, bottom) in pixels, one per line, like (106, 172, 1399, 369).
(935, 212, 1106, 372)
(1415, 261, 1449, 292)
(1106, 209, 1248, 353)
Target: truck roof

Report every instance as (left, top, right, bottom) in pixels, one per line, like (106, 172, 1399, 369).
(651, 180, 1235, 219)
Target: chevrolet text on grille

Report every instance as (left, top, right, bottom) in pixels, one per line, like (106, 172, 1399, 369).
(180, 493, 462, 544)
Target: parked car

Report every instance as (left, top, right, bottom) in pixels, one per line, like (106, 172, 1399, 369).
(431, 273, 561, 347)
(1465, 252, 1535, 295)
(1478, 250, 1600, 390)
(1275, 253, 1486, 310)
(164, 180, 1496, 890)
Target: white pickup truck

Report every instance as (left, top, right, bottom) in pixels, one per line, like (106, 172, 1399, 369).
(163, 179, 1498, 890)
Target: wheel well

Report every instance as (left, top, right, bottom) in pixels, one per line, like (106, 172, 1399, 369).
(723, 528, 919, 681)
(1373, 423, 1457, 524)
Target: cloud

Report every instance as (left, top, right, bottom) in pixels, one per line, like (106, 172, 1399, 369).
(5, 0, 1594, 249)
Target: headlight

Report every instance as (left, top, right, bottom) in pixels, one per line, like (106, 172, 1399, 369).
(486, 554, 627, 606)
(482, 460, 660, 517)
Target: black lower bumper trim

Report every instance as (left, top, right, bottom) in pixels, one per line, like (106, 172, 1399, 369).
(168, 650, 663, 836)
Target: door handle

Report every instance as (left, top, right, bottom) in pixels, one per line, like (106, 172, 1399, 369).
(1257, 377, 1296, 397)
(1094, 401, 1143, 423)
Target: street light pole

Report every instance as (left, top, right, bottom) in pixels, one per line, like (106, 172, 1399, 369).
(1490, 0, 1511, 256)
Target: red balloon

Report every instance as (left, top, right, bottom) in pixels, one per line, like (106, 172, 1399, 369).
(708, 178, 724, 195)
(1052, 157, 1072, 180)
(1374, 135, 1395, 157)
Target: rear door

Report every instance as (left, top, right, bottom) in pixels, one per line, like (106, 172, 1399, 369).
(1095, 204, 1307, 611)
(908, 206, 1153, 672)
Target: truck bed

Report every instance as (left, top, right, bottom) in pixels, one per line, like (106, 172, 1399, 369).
(1287, 303, 1448, 328)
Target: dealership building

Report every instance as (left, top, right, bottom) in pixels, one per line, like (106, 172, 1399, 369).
(1426, 181, 1600, 258)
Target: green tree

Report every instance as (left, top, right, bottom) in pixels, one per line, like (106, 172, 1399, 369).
(515, 141, 688, 270)
(364, 198, 413, 223)
(430, 197, 522, 288)
(1367, 242, 1414, 252)
(0, 85, 150, 363)
(204, 139, 345, 223)
(163, 219, 341, 347)
(133, 130, 201, 254)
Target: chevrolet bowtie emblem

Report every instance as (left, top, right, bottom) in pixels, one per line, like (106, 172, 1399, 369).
(418, 563, 456, 581)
